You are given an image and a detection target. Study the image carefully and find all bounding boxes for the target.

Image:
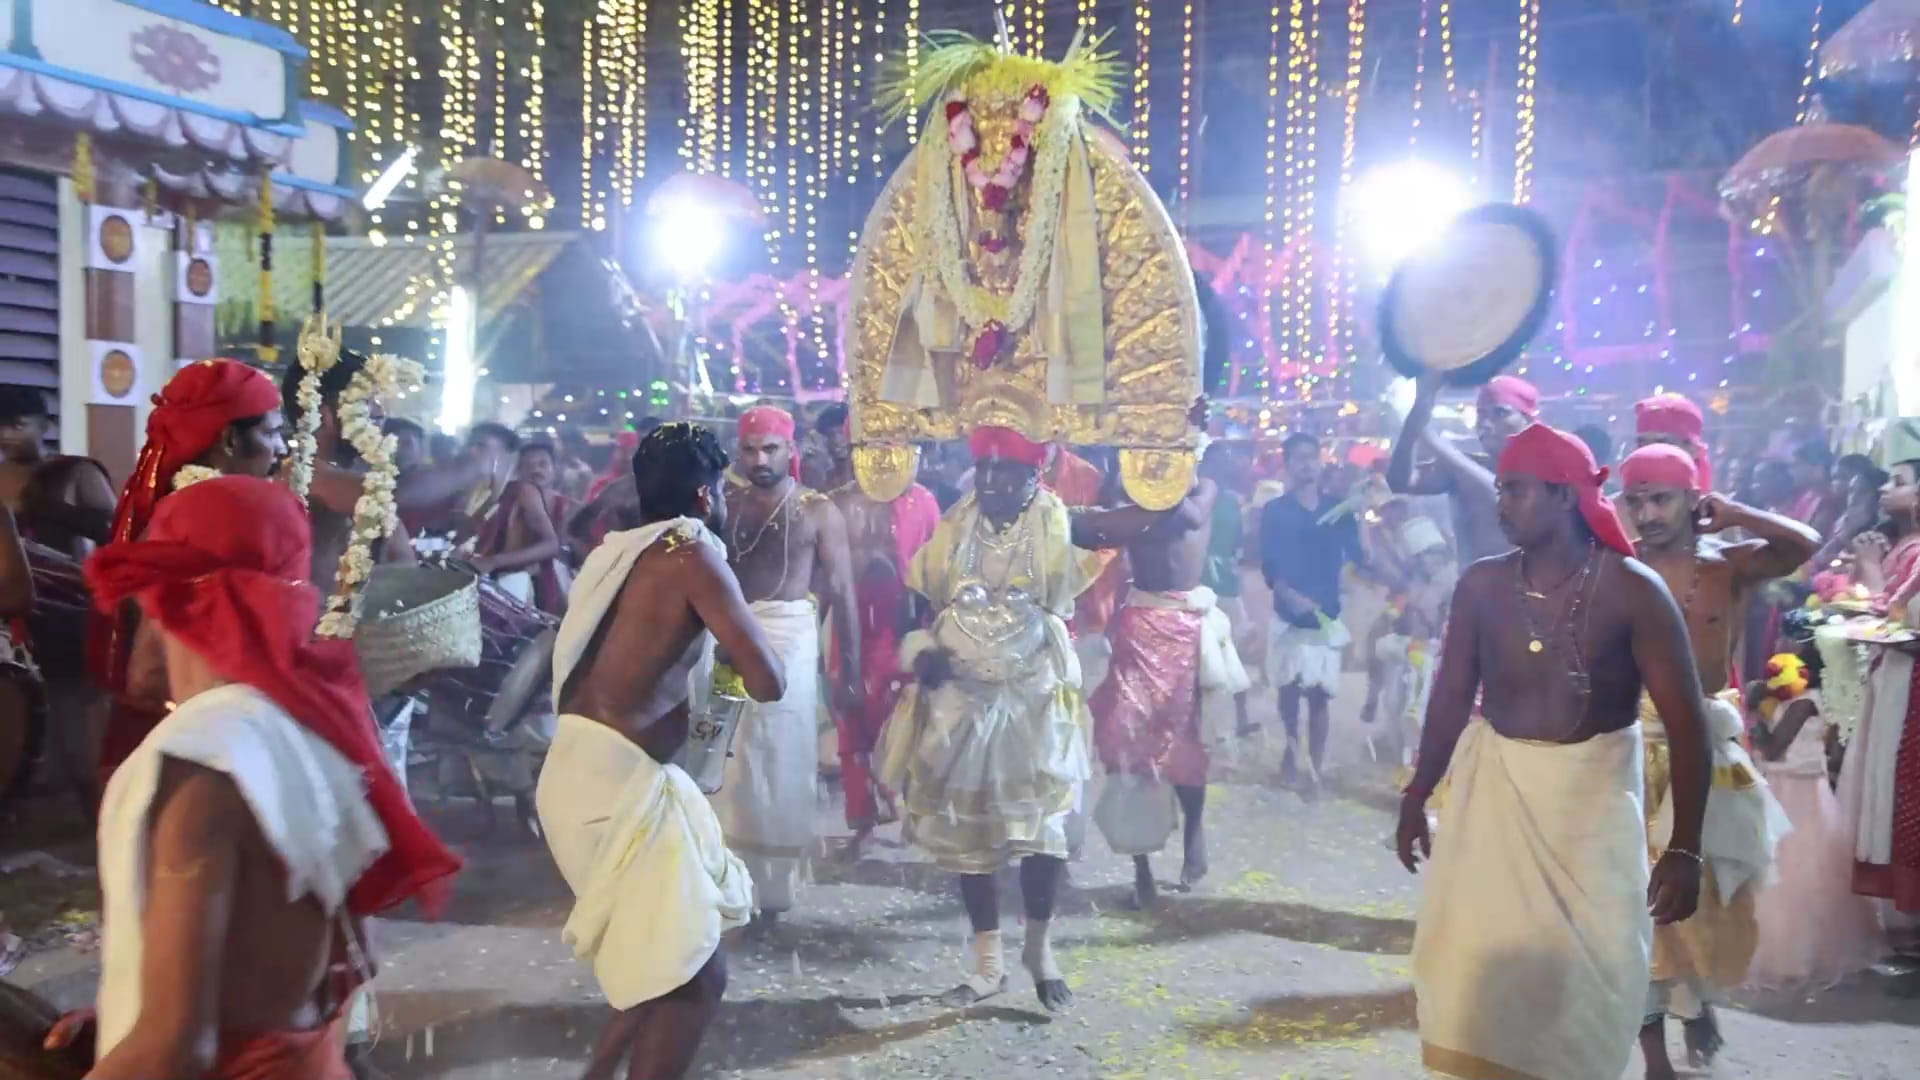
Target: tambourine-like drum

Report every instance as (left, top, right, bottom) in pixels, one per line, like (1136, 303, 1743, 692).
(0, 980, 89, 1080)
(1377, 203, 1558, 386)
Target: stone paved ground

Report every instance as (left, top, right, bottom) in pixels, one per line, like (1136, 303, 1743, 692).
(11, 676, 1920, 1079)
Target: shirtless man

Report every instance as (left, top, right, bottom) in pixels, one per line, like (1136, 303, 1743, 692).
(539, 422, 784, 1080)
(474, 441, 571, 613)
(1386, 373, 1538, 565)
(1619, 443, 1813, 1078)
(0, 385, 116, 558)
(56, 476, 461, 1080)
(816, 405, 938, 857)
(717, 405, 857, 931)
(1073, 470, 1248, 906)
(1399, 423, 1709, 1080)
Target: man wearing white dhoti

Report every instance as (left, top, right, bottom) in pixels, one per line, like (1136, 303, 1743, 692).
(719, 406, 859, 934)
(536, 423, 785, 1080)
(1397, 424, 1712, 1080)
(876, 425, 1103, 1012)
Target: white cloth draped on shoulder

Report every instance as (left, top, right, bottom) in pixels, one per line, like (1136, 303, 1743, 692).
(95, 683, 390, 1059)
(709, 597, 820, 913)
(1414, 719, 1650, 1080)
(538, 519, 753, 1009)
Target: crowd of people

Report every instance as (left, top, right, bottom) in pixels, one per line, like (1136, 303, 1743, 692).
(0, 355, 1916, 1080)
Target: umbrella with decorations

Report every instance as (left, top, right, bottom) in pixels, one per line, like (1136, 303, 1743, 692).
(1820, 0, 1920, 82)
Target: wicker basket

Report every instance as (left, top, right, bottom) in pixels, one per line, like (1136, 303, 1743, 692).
(352, 565, 483, 697)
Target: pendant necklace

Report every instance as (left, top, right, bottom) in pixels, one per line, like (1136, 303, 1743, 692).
(1515, 544, 1597, 655)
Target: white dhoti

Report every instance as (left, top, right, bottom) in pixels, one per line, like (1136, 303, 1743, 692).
(1266, 617, 1349, 693)
(541, 517, 754, 1008)
(538, 715, 753, 1008)
(1414, 720, 1650, 1080)
(711, 598, 820, 913)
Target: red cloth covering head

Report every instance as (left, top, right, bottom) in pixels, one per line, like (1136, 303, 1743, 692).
(1634, 393, 1714, 492)
(1476, 375, 1540, 420)
(585, 430, 643, 503)
(85, 475, 461, 918)
(1496, 423, 1635, 557)
(1619, 443, 1700, 492)
(109, 359, 283, 548)
(968, 425, 1048, 468)
(737, 405, 799, 477)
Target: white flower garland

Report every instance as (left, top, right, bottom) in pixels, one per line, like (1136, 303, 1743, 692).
(290, 314, 341, 505)
(314, 353, 422, 640)
(923, 91, 1078, 341)
(170, 464, 221, 492)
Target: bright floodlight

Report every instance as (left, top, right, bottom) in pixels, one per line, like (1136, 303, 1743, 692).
(437, 285, 476, 435)
(652, 199, 725, 282)
(362, 145, 418, 211)
(1350, 160, 1475, 275)
(1897, 151, 1920, 415)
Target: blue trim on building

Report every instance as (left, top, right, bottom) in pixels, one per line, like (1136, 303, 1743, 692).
(272, 170, 354, 200)
(299, 100, 351, 130)
(0, 53, 305, 136)
(111, 0, 308, 58)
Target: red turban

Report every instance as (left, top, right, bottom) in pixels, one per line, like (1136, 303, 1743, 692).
(968, 425, 1049, 468)
(1496, 423, 1635, 556)
(1634, 394, 1713, 492)
(109, 359, 283, 548)
(1476, 375, 1540, 419)
(1620, 443, 1700, 492)
(737, 405, 799, 478)
(85, 476, 462, 917)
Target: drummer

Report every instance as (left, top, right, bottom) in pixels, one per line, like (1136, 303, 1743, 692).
(92, 359, 288, 788)
(1385, 372, 1539, 565)
(0, 384, 117, 559)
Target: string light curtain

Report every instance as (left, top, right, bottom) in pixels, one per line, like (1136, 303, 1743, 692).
(1132, 0, 1154, 174)
(1334, 0, 1367, 371)
(1514, 0, 1540, 203)
(1177, 0, 1197, 207)
(1259, 0, 1282, 400)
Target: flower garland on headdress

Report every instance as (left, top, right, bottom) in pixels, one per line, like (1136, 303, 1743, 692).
(879, 30, 1119, 371)
(314, 352, 422, 640)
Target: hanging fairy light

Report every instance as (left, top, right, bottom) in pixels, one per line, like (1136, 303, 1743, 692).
(581, 4, 602, 228)
(1133, 0, 1153, 173)
(622, 0, 647, 205)
(1261, 0, 1282, 401)
(524, 0, 548, 224)
(905, 0, 921, 141)
(1514, 0, 1539, 203)
(1079, 0, 1097, 34)
(1795, 0, 1824, 124)
(1025, 0, 1045, 57)
(1291, 0, 1321, 397)
(1177, 0, 1196, 205)
(1410, 0, 1428, 145)
(1732, 0, 1744, 26)
(722, 0, 735, 174)
(1438, 0, 1455, 99)
(1335, 0, 1367, 367)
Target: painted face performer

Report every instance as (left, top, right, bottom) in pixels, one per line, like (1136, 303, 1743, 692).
(90, 359, 288, 788)
(1618, 443, 1811, 1078)
(77, 476, 460, 1080)
(718, 404, 859, 934)
(875, 424, 1102, 1011)
(1399, 423, 1711, 1080)
(1386, 372, 1540, 565)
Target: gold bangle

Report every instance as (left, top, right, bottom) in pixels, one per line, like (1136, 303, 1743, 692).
(1665, 848, 1704, 865)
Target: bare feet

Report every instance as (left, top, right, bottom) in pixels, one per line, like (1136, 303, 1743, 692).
(1035, 977, 1073, 1011)
(1180, 833, 1209, 888)
(745, 910, 780, 941)
(843, 826, 872, 861)
(1639, 1019, 1676, 1080)
(1683, 1007, 1724, 1068)
(941, 975, 1007, 1006)
(1127, 855, 1158, 909)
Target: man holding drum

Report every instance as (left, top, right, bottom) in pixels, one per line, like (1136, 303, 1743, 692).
(539, 422, 784, 1080)
(718, 405, 859, 934)
(1386, 373, 1540, 565)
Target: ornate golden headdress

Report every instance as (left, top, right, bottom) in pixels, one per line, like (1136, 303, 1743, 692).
(846, 29, 1203, 509)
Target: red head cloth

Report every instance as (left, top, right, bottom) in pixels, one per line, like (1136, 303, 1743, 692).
(1619, 443, 1700, 492)
(585, 430, 644, 503)
(1634, 393, 1714, 492)
(85, 476, 461, 917)
(737, 405, 799, 478)
(1495, 422, 1636, 556)
(1476, 375, 1540, 420)
(968, 425, 1049, 469)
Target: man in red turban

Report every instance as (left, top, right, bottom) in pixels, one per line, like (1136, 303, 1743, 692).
(1395, 421, 1714, 1080)
(1616, 442, 1815, 1076)
(1635, 393, 1714, 493)
(90, 359, 287, 788)
(879, 422, 1102, 1010)
(72, 475, 459, 1080)
(1387, 373, 1540, 565)
(718, 403, 858, 932)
